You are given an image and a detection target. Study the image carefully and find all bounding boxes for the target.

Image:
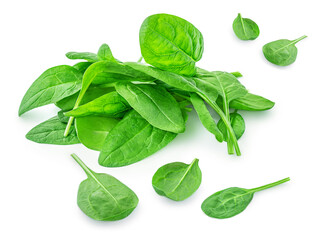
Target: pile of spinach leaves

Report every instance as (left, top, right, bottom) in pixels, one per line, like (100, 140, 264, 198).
(19, 13, 275, 167)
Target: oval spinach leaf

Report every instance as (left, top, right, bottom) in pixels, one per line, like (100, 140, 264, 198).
(140, 13, 204, 76)
(26, 116, 80, 145)
(262, 35, 307, 66)
(201, 177, 290, 219)
(217, 112, 245, 141)
(66, 52, 99, 62)
(232, 13, 260, 40)
(71, 154, 139, 221)
(99, 110, 177, 167)
(116, 83, 185, 133)
(65, 91, 130, 118)
(19, 65, 82, 116)
(75, 116, 119, 151)
(229, 93, 275, 111)
(152, 159, 202, 201)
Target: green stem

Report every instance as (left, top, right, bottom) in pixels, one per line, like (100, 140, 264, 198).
(71, 153, 93, 177)
(137, 56, 143, 63)
(198, 92, 241, 156)
(222, 97, 234, 155)
(293, 35, 307, 44)
(250, 177, 290, 193)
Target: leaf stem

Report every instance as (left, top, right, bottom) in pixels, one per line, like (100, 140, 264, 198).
(71, 153, 93, 177)
(293, 35, 307, 44)
(137, 56, 143, 63)
(250, 177, 290, 193)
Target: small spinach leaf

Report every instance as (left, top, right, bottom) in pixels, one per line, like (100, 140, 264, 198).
(73, 62, 93, 73)
(66, 52, 99, 62)
(217, 112, 245, 141)
(262, 35, 307, 66)
(152, 159, 202, 201)
(201, 177, 290, 219)
(19, 65, 82, 116)
(26, 116, 79, 145)
(99, 110, 177, 167)
(229, 93, 275, 111)
(65, 91, 130, 118)
(97, 44, 116, 62)
(190, 93, 223, 142)
(116, 83, 185, 133)
(232, 13, 260, 40)
(140, 13, 204, 76)
(75, 116, 119, 151)
(71, 154, 139, 221)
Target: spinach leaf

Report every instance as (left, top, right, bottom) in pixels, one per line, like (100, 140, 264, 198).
(139, 13, 204, 76)
(19, 65, 82, 116)
(190, 93, 223, 142)
(229, 93, 275, 111)
(65, 91, 130, 118)
(217, 112, 245, 141)
(201, 177, 290, 219)
(262, 35, 307, 66)
(75, 116, 119, 151)
(152, 159, 202, 201)
(26, 116, 79, 145)
(232, 13, 260, 40)
(73, 62, 93, 73)
(66, 52, 99, 62)
(71, 154, 139, 221)
(97, 44, 116, 62)
(58, 110, 69, 123)
(99, 110, 177, 167)
(116, 83, 185, 133)
(56, 86, 114, 111)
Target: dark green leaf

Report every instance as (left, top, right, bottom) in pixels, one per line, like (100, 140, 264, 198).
(99, 110, 177, 167)
(232, 13, 259, 40)
(26, 116, 79, 145)
(116, 83, 185, 133)
(140, 13, 204, 76)
(229, 93, 275, 111)
(71, 154, 139, 221)
(152, 159, 202, 201)
(19, 65, 82, 116)
(262, 35, 307, 66)
(73, 62, 93, 73)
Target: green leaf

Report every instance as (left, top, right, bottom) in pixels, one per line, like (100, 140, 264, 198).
(71, 154, 139, 221)
(97, 44, 116, 62)
(152, 159, 202, 201)
(201, 177, 290, 219)
(140, 13, 204, 76)
(58, 110, 69, 123)
(73, 62, 93, 73)
(262, 35, 307, 66)
(75, 116, 119, 151)
(232, 13, 260, 40)
(190, 93, 223, 142)
(19, 65, 82, 116)
(66, 52, 99, 62)
(26, 116, 79, 145)
(99, 110, 177, 167)
(217, 112, 245, 141)
(116, 83, 185, 133)
(65, 91, 130, 118)
(229, 93, 275, 111)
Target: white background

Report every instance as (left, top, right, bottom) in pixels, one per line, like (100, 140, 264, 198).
(1, 0, 313, 239)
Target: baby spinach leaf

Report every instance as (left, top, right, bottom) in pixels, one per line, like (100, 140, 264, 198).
(217, 112, 245, 141)
(19, 65, 82, 116)
(229, 93, 275, 111)
(152, 159, 202, 201)
(232, 13, 260, 40)
(73, 62, 93, 73)
(26, 116, 79, 145)
(139, 13, 204, 76)
(190, 93, 223, 142)
(99, 110, 177, 167)
(58, 110, 69, 123)
(71, 154, 139, 221)
(65, 91, 130, 118)
(262, 35, 307, 66)
(201, 177, 290, 219)
(116, 83, 185, 133)
(56, 86, 114, 111)
(75, 116, 119, 151)
(97, 44, 116, 62)
(66, 52, 99, 62)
